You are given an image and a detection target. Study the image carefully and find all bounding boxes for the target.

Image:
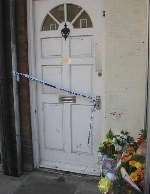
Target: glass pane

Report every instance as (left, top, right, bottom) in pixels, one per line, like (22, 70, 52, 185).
(73, 11, 93, 28)
(50, 4, 64, 23)
(67, 4, 82, 22)
(42, 15, 59, 31)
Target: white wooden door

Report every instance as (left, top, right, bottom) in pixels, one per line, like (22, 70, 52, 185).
(34, 0, 104, 175)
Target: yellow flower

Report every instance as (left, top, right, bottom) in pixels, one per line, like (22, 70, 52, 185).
(130, 167, 144, 182)
(98, 177, 112, 194)
(129, 160, 143, 169)
(130, 171, 139, 182)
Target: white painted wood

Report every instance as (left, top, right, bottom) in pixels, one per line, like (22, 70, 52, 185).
(43, 103, 64, 150)
(41, 37, 62, 57)
(48, 12, 60, 25)
(42, 65, 63, 94)
(70, 36, 93, 57)
(71, 64, 93, 95)
(71, 9, 84, 25)
(64, 3, 67, 22)
(71, 104, 93, 154)
(27, 0, 40, 168)
(32, 0, 105, 175)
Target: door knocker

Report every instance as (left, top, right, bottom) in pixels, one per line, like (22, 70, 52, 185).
(61, 23, 70, 40)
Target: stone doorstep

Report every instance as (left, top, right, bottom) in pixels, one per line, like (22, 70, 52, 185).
(37, 168, 99, 183)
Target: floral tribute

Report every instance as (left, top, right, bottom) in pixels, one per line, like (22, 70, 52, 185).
(98, 129, 147, 194)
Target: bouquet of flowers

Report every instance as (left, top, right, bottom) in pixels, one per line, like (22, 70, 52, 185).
(98, 129, 147, 194)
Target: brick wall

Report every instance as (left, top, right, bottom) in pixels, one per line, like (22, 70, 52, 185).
(104, 0, 148, 137)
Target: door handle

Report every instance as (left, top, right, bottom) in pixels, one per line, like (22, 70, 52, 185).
(59, 96, 76, 103)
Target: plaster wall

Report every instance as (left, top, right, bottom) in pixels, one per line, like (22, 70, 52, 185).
(104, 0, 148, 137)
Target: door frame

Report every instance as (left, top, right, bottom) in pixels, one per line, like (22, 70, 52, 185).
(27, 0, 40, 168)
(27, 0, 105, 169)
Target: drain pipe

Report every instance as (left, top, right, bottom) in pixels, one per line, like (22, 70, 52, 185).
(0, 0, 4, 168)
(10, 0, 22, 176)
(0, 0, 22, 176)
(145, 0, 150, 193)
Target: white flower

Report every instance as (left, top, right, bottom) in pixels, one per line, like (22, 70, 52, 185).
(115, 144, 122, 151)
(121, 134, 127, 140)
(112, 137, 116, 143)
(106, 172, 116, 181)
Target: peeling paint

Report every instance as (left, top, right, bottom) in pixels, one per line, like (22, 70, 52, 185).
(109, 112, 124, 120)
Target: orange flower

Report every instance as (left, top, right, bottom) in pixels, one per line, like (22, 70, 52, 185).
(121, 154, 132, 162)
(121, 146, 135, 162)
(130, 171, 139, 182)
(130, 167, 144, 183)
(137, 135, 145, 145)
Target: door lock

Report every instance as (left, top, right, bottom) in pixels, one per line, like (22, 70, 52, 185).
(95, 96, 101, 110)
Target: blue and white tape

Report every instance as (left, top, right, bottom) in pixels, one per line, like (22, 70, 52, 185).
(13, 70, 98, 145)
(13, 71, 97, 104)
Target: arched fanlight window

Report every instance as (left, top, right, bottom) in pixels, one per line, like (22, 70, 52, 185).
(42, 3, 93, 31)
(50, 4, 64, 23)
(42, 14, 59, 31)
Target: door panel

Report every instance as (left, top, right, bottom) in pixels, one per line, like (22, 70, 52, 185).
(43, 103, 64, 151)
(42, 65, 63, 94)
(71, 104, 93, 154)
(70, 36, 93, 57)
(41, 37, 63, 58)
(70, 64, 93, 95)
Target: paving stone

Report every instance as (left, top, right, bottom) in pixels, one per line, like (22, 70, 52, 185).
(75, 181, 99, 194)
(0, 171, 100, 194)
(15, 176, 76, 194)
(0, 172, 26, 194)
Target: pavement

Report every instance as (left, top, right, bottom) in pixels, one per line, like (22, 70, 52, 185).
(0, 170, 100, 194)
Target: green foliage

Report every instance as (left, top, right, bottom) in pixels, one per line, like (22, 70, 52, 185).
(113, 171, 144, 194)
(121, 162, 137, 174)
(106, 129, 114, 140)
(139, 129, 147, 140)
(112, 183, 144, 194)
(98, 129, 135, 159)
(98, 129, 117, 159)
(131, 155, 145, 164)
(99, 143, 116, 159)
